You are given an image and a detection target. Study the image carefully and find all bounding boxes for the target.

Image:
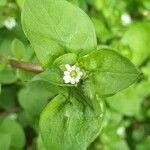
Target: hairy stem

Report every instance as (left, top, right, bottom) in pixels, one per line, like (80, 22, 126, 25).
(0, 56, 44, 73)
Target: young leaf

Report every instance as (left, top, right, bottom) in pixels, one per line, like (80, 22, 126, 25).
(18, 80, 58, 116)
(31, 71, 64, 85)
(0, 37, 13, 57)
(79, 48, 140, 97)
(106, 80, 150, 116)
(0, 67, 17, 84)
(16, 0, 24, 8)
(30, 70, 74, 87)
(0, 0, 7, 6)
(40, 94, 104, 150)
(52, 53, 77, 70)
(0, 57, 8, 72)
(122, 22, 150, 66)
(0, 118, 26, 149)
(22, 0, 97, 68)
(11, 38, 25, 60)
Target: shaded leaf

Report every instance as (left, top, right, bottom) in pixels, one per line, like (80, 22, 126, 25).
(0, 118, 26, 149)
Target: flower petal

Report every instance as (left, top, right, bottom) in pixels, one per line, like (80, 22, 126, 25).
(65, 64, 72, 71)
(63, 75, 71, 83)
(75, 76, 80, 83)
(79, 71, 83, 76)
(64, 71, 70, 76)
(4, 18, 16, 30)
(121, 13, 131, 26)
(76, 67, 80, 72)
(72, 65, 76, 70)
(71, 78, 76, 84)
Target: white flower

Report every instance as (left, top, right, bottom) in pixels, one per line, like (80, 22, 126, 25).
(143, 10, 150, 17)
(8, 113, 18, 120)
(121, 13, 132, 26)
(63, 64, 83, 84)
(117, 126, 126, 137)
(4, 18, 17, 30)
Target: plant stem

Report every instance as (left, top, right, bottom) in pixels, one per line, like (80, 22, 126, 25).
(0, 56, 44, 73)
(0, 107, 19, 117)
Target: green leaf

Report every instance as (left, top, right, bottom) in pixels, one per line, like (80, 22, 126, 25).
(0, 85, 18, 110)
(0, 0, 7, 6)
(31, 71, 64, 85)
(100, 125, 129, 150)
(136, 136, 150, 150)
(16, 0, 25, 8)
(11, 38, 25, 60)
(40, 94, 104, 150)
(0, 118, 26, 149)
(53, 53, 77, 70)
(0, 67, 17, 84)
(22, 0, 97, 68)
(100, 131, 129, 150)
(0, 133, 11, 150)
(0, 37, 13, 57)
(37, 135, 46, 150)
(122, 22, 150, 66)
(31, 70, 74, 87)
(142, 61, 150, 78)
(18, 80, 58, 116)
(92, 17, 114, 43)
(68, 0, 88, 11)
(0, 57, 8, 72)
(17, 110, 39, 132)
(0, 84, 1, 94)
(16, 70, 34, 82)
(106, 80, 150, 116)
(79, 48, 140, 97)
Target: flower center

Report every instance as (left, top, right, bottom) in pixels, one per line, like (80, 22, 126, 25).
(70, 70, 77, 78)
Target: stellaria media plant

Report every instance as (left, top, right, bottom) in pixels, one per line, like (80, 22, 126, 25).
(20, 0, 141, 149)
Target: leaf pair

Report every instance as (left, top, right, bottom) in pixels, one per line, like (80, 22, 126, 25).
(32, 48, 140, 97)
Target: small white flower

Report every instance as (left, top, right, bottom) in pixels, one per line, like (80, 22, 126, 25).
(63, 64, 83, 84)
(143, 10, 150, 17)
(8, 113, 18, 120)
(121, 13, 132, 26)
(117, 126, 126, 137)
(4, 18, 17, 30)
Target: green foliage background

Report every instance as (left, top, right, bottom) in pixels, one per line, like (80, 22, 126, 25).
(0, 0, 150, 150)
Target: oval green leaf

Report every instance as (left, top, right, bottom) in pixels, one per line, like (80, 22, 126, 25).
(22, 0, 97, 68)
(79, 48, 141, 97)
(11, 38, 25, 60)
(40, 94, 104, 150)
(122, 22, 150, 66)
(0, 118, 26, 149)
